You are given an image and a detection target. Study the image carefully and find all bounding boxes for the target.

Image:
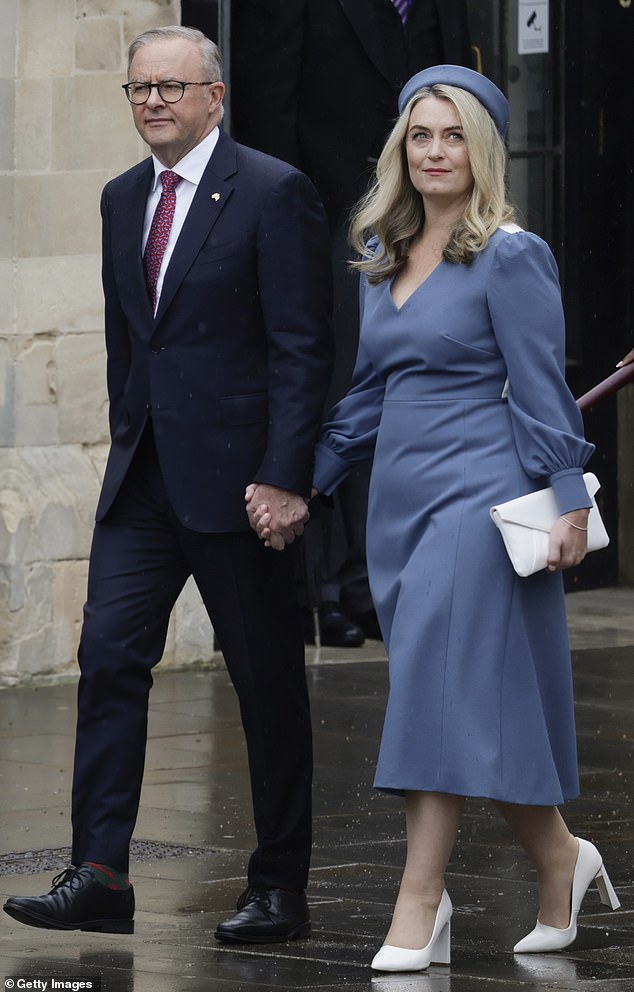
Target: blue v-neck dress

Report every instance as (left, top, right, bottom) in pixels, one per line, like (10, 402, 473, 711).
(313, 228, 594, 805)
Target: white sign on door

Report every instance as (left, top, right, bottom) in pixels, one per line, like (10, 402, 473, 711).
(518, 0, 549, 54)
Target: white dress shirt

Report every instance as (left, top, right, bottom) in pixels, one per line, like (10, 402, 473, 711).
(143, 127, 220, 312)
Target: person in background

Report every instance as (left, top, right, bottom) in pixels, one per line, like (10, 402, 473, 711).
(231, 0, 473, 647)
(249, 65, 621, 971)
(3, 25, 332, 945)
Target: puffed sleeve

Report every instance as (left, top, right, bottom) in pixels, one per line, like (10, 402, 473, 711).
(313, 280, 386, 494)
(487, 231, 595, 513)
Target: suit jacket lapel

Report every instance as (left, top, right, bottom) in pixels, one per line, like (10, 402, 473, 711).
(338, 0, 394, 87)
(154, 130, 237, 325)
(114, 161, 155, 328)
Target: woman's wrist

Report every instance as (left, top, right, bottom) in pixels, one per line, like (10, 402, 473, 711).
(560, 507, 590, 532)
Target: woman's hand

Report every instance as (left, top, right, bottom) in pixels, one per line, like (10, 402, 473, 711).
(546, 508, 590, 572)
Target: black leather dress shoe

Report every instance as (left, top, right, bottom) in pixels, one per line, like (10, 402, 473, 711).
(318, 602, 365, 647)
(351, 607, 383, 641)
(2, 865, 134, 933)
(214, 886, 310, 943)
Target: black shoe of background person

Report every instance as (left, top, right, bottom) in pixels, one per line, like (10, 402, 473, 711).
(317, 601, 365, 647)
(2, 865, 134, 933)
(214, 886, 311, 943)
(351, 607, 383, 641)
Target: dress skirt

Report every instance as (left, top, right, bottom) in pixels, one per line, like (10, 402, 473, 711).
(369, 394, 579, 804)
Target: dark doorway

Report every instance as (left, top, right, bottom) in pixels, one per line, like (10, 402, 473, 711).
(467, 0, 633, 587)
(181, 0, 220, 42)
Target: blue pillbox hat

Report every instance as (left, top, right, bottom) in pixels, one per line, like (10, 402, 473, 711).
(397, 64, 509, 139)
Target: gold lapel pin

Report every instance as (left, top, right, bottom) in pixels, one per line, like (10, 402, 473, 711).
(211, 192, 221, 201)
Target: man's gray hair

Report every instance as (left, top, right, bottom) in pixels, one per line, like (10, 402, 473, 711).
(127, 25, 223, 82)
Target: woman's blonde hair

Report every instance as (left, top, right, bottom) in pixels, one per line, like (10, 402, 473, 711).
(350, 84, 515, 283)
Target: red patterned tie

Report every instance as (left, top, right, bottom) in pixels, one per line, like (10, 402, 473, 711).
(143, 169, 182, 310)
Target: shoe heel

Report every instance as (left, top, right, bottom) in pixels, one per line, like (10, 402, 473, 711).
(430, 918, 451, 965)
(594, 865, 620, 910)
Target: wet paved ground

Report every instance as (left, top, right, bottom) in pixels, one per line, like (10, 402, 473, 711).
(0, 587, 632, 991)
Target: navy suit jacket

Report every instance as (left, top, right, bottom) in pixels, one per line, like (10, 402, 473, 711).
(95, 129, 333, 532)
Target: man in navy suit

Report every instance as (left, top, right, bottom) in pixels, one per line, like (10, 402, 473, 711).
(3, 25, 332, 944)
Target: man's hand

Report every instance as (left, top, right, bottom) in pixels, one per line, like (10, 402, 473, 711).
(245, 483, 309, 550)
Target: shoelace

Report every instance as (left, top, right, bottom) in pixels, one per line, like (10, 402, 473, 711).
(236, 887, 271, 911)
(51, 866, 89, 891)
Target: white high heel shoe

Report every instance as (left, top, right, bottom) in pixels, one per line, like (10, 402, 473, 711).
(371, 889, 452, 972)
(513, 837, 620, 953)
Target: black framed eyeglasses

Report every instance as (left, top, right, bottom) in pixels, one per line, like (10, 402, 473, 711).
(122, 80, 215, 105)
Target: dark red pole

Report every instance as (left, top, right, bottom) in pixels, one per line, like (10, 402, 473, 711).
(576, 363, 634, 412)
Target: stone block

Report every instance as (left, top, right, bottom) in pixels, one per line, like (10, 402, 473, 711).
(0, 176, 14, 258)
(52, 76, 142, 173)
(0, 474, 97, 678)
(123, 1, 182, 50)
(16, 255, 102, 336)
(57, 332, 109, 445)
(13, 338, 59, 446)
(13, 561, 82, 678)
(51, 558, 88, 665)
(15, 173, 104, 258)
(16, 338, 56, 406)
(15, 78, 52, 173)
(0, 561, 82, 681)
(86, 442, 109, 484)
(0, 262, 14, 336)
(75, 16, 121, 72)
(0, 446, 101, 568)
(0, 338, 13, 420)
(0, 338, 14, 444)
(0, 79, 15, 172)
(0, 0, 17, 78)
(16, 0, 74, 79)
(79, 0, 178, 18)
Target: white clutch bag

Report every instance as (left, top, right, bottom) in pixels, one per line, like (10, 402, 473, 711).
(490, 472, 609, 577)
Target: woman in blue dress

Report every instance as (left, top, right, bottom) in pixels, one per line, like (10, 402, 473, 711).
(248, 65, 621, 970)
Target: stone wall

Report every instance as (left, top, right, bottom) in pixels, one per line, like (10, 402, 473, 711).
(0, 0, 215, 684)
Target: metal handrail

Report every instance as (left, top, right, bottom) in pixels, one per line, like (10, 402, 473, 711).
(576, 362, 634, 412)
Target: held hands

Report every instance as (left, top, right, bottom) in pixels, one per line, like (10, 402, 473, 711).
(546, 508, 590, 572)
(245, 483, 309, 551)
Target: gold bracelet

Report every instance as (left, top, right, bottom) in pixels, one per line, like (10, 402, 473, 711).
(561, 515, 588, 532)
